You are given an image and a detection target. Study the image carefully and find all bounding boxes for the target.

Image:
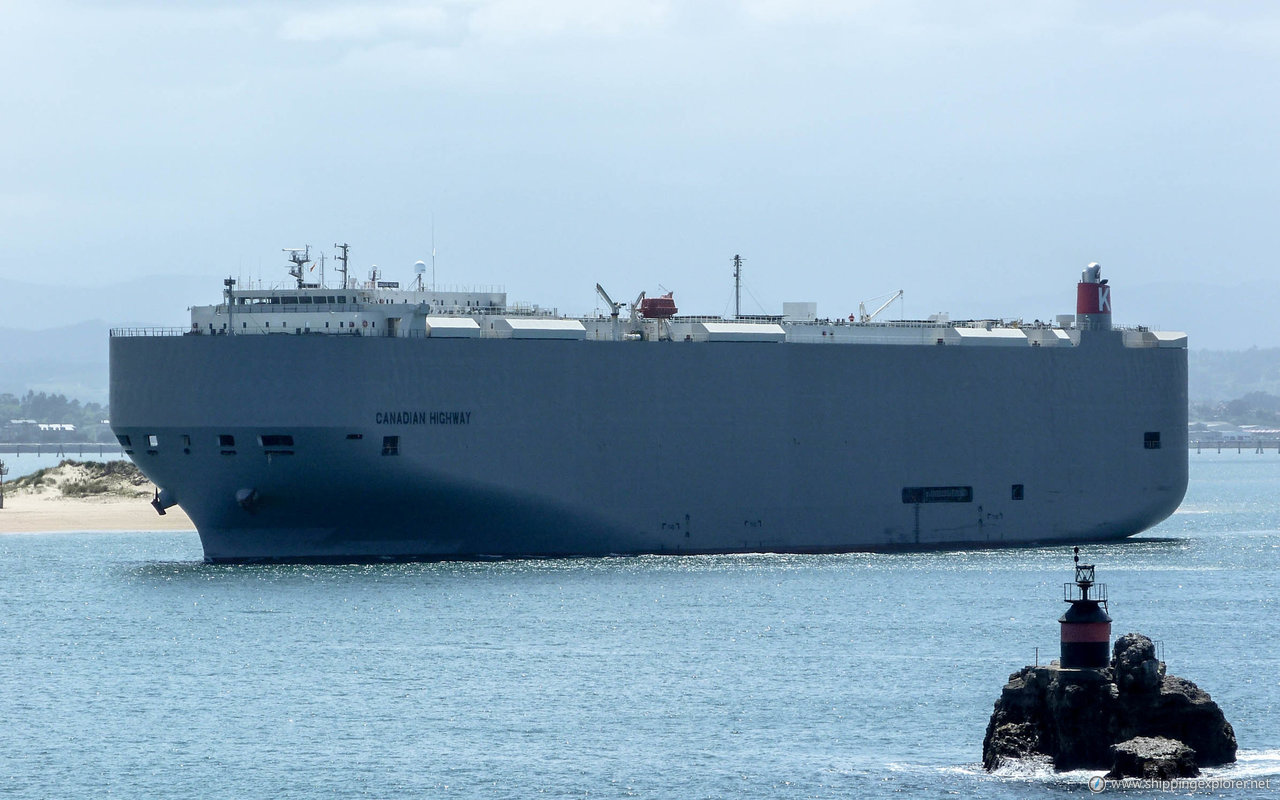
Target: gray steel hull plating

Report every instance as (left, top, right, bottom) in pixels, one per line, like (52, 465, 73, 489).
(109, 333, 1187, 562)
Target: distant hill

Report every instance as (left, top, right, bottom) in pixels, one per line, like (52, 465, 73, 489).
(0, 274, 218, 405)
(1189, 348, 1280, 403)
(0, 274, 216, 330)
(0, 322, 111, 404)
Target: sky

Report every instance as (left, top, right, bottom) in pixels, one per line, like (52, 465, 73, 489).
(3, 0, 1279, 335)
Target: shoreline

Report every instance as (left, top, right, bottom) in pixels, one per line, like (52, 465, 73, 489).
(0, 492, 195, 533)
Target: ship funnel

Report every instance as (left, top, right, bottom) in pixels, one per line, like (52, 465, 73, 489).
(1076, 262, 1112, 332)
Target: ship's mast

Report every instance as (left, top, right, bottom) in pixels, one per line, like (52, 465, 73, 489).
(733, 254, 743, 320)
(284, 246, 311, 290)
(224, 277, 236, 334)
(334, 242, 350, 290)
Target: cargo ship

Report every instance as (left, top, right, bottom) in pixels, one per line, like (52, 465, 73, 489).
(109, 250, 1187, 562)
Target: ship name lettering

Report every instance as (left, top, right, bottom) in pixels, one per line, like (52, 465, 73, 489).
(375, 410, 472, 425)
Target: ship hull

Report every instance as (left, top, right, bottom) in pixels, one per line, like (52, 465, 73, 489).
(109, 332, 1187, 562)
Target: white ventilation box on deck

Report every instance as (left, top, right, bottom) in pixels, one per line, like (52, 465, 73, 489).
(493, 318, 587, 340)
(424, 318, 482, 338)
(783, 302, 817, 322)
(1025, 328, 1073, 347)
(695, 322, 786, 343)
(953, 328, 1028, 346)
(1123, 330, 1188, 349)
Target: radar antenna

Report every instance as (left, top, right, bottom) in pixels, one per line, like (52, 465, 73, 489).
(283, 246, 311, 290)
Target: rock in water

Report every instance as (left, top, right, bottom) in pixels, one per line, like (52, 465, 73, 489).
(982, 633, 1236, 772)
(1112, 633, 1162, 693)
(1110, 637, 1237, 766)
(1107, 736, 1199, 780)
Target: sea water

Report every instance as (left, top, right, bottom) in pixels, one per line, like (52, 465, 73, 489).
(1, 452, 1277, 799)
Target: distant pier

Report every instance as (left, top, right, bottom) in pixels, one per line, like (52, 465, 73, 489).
(0, 443, 126, 459)
(1191, 438, 1280, 453)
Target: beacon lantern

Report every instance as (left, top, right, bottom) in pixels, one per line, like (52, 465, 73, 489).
(1060, 547, 1112, 669)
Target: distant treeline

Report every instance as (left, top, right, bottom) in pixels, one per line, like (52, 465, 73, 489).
(1191, 391, 1280, 427)
(0, 391, 113, 443)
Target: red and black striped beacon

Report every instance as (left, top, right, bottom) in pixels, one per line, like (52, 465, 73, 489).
(1059, 547, 1112, 669)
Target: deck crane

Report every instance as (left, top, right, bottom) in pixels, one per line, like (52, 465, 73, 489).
(596, 283, 626, 341)
(858, 289, 904, 323)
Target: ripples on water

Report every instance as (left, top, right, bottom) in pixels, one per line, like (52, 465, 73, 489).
(1, 452, 1277, 798)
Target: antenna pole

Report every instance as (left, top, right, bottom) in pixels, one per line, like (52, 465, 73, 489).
(224, 277, 236, 334)
(431, 216, 437, 292)
(733, 254, 743, 320)
(334, 243, 350, 290)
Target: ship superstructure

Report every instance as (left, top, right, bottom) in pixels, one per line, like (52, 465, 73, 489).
(110, 249, 1188, 562)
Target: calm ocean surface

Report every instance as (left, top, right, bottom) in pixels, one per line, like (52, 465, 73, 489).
(2, 452, 1278, 798)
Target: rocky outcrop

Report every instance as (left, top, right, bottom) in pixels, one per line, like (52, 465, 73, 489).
(982, 633, 1236, 772)
(1107, 736, 1198, 780)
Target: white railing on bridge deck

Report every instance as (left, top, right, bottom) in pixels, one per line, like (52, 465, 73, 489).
(110, 328, 188, 337)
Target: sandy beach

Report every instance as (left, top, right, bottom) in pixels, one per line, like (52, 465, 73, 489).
(0, 492, 194, 533)
(0, 460, 194, 533)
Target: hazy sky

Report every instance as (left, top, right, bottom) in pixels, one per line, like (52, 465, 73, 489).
(4, 1, 1279, 328)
